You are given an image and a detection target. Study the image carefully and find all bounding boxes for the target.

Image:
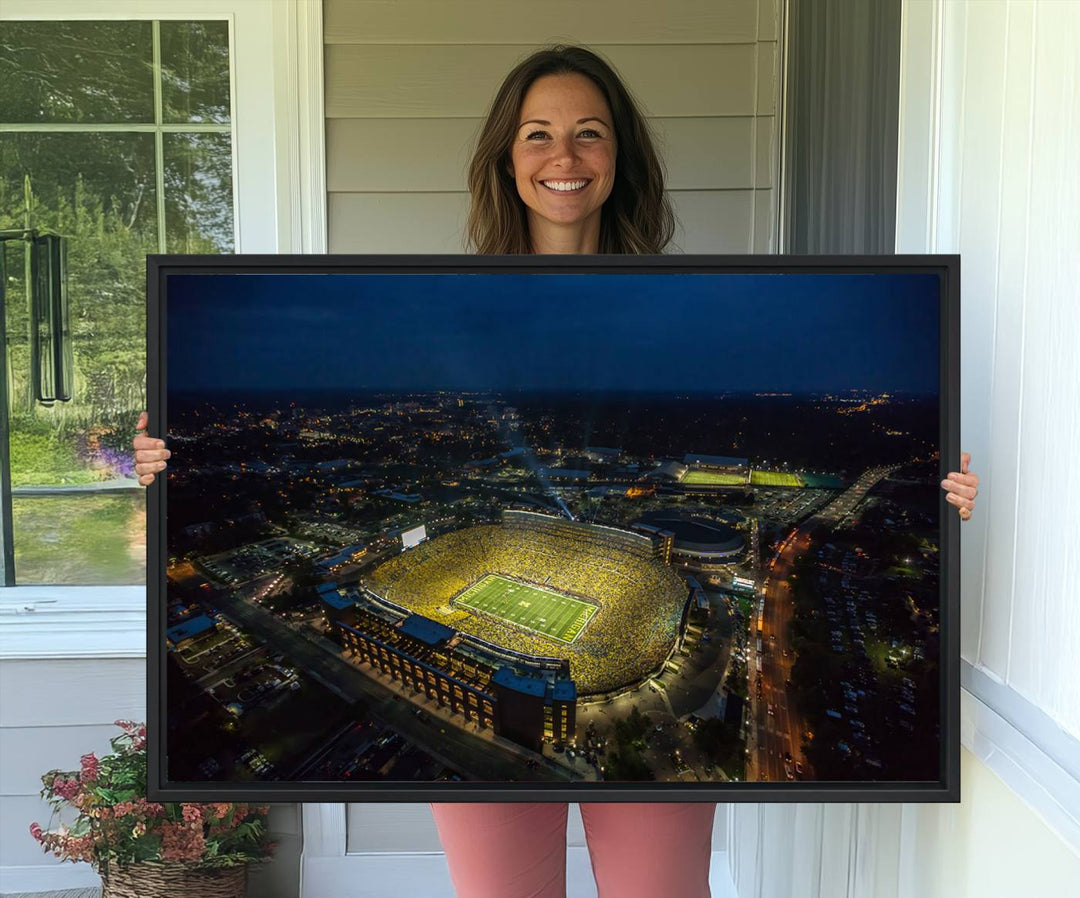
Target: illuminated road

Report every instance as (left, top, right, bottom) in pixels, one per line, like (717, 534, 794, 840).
(746, 465, 899, 781)
(815, 465, 899, 524)
(750, 529, 814, 782)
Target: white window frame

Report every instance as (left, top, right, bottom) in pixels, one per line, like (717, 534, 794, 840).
(0, 0, 327, 660)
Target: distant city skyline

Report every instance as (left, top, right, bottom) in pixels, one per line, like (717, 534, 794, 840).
(167, 271, 941, 394)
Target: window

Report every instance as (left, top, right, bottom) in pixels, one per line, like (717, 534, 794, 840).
(0, 1, 321, 664)
(1, 18, 234, 585)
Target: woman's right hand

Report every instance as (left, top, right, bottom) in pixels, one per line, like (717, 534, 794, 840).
(133, 410, 170, 487)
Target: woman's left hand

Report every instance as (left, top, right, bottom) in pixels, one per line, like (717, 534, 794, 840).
(941, 452, 979, 521)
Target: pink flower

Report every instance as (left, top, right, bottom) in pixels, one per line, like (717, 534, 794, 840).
(80, 753, 99, 782)
(52, 777, 80, 801)
(137, 799, 166, 818)
(29, 822, 43, 842)
(160, 821, 206, 863)
(181, 804, 203, 824)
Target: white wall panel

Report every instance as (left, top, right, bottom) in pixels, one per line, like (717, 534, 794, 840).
(669, 190, 758, 253)
(977, 0, 1035, 686)
(754, 116, 776, 189)
(1005, 1, 1080, 728)
(759, 0, 781, 43)
(329, 192, 469, 253)
(345, 803, 444, 853)
(0, 660, 145, 728)
(325, 0, 761, 46)
(0, 724, 120, 796)
(957, 0, 1010, 676)
(326, 44, 759, 119)
(900, 0, 1080, 735)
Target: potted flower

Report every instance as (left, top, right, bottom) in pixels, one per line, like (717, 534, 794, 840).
(30, 720, 276, 897)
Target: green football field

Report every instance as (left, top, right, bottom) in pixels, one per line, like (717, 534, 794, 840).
(454, 574, 597, 644)
(682, 470, 748, 485)
(750, 470, 806, 487)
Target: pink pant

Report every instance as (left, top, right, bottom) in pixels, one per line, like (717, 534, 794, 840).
(430, 802, 716, 898)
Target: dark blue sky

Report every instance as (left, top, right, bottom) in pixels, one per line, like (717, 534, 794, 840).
(166, 272, 940, 394)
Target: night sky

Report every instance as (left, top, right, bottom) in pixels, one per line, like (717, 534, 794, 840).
(166, 272, 940, 394)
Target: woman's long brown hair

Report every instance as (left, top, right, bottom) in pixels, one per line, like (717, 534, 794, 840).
(466, 45, 676, 255)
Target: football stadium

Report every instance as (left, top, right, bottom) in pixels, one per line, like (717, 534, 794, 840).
(361, 510, 689, 695)
(635, 511, 746, 568)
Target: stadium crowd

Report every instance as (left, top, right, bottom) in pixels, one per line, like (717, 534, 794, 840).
(365, 518, 689, 694)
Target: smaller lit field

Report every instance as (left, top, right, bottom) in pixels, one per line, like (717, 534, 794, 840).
(750, 470, 805, 487)
(454, 573, 597, 644)
(682, 470, 747, 485)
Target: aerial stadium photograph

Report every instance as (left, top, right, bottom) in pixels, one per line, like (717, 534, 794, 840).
(154, 260, 952, 797)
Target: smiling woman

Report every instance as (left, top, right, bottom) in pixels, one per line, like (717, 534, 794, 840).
(508, 73, 617, 252)
(465, 45, 674, 256)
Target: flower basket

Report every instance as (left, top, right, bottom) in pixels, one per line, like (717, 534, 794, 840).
(30, 721, 275, 892)
(101, 861, 247, 898)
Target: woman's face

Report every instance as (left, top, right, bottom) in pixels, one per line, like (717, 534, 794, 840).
(508, 73, 617, 238)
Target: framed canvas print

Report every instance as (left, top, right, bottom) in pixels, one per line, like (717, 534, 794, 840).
(147, 254, 960, 803)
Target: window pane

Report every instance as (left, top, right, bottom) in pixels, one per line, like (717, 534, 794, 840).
(164, 132, 235, 253)
(1, 131, 157, 482)
(0, 21, 154, 124)
(160, 21, 232, 124)
(12, 492, 146, 585)
(1, 20, 234, 587)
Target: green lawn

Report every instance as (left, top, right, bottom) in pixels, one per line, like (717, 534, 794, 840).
(454, 573, 597, 644)
(682, 470, 747, 485)
(12, 492, 146, 584)
(750, 470, 805, 487)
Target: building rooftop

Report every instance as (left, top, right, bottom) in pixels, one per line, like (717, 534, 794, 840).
(166, 614, 215, 645)
(491, 666, 548, 697)
(320, 591, 355, 610)
(398, 614, 456, 646)
(552, 680, 577, 701)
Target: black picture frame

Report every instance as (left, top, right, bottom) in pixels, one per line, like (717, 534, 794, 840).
(147, 253, 960, 803)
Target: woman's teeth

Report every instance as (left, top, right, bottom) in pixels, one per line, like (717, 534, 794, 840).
(542, 180, 589, 192)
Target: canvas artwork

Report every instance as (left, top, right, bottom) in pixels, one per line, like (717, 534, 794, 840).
(149, 256, 959, 802)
